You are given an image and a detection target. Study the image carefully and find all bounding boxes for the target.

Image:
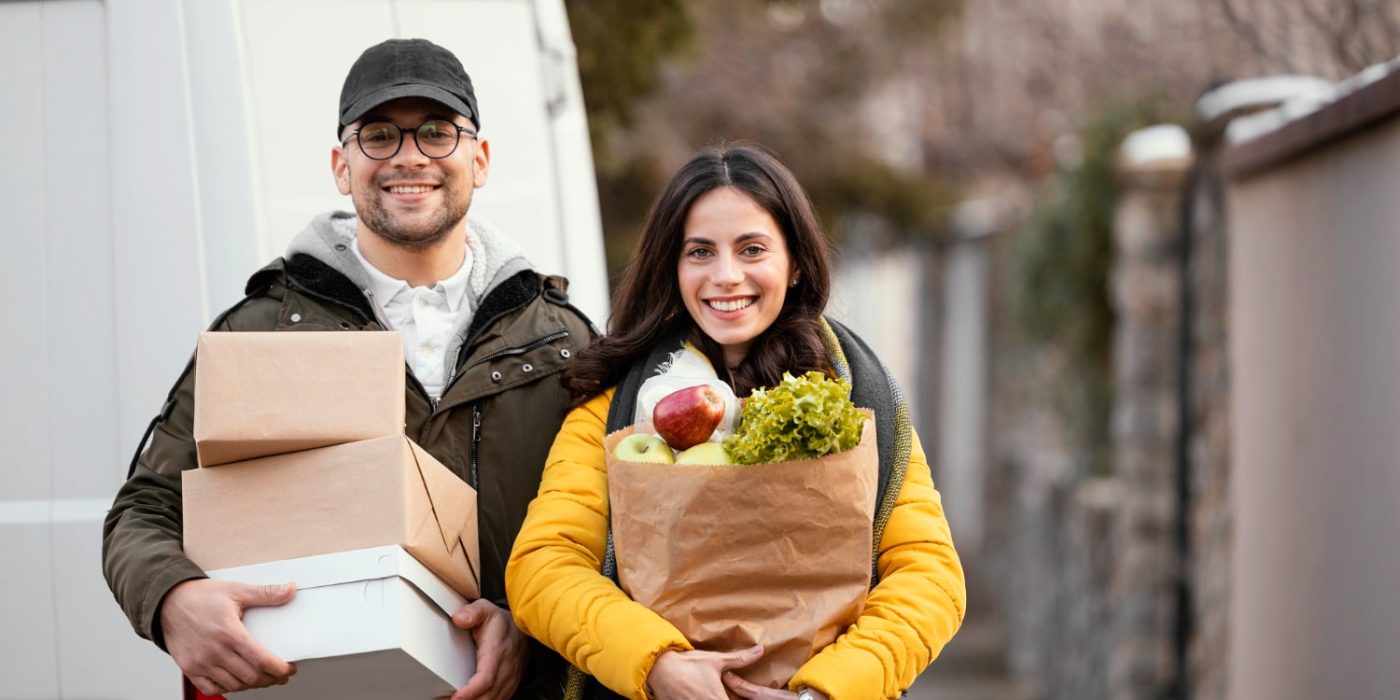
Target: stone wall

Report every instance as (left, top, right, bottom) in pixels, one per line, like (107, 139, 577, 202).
(1108, 142, 1192, 700)
(1183, 149, 1231, 700)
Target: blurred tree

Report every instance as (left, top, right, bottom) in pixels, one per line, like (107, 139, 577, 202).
(1004, 95, 1178, 475)
(569, 0, 963, 284)
(565, 0, 696, 172)
(564, 0, 698, 285)
(1207, 0, 1400, 77)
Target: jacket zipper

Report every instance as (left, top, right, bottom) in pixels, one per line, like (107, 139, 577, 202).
(469, 401, 482, 490)
(458, 330, 569, 493)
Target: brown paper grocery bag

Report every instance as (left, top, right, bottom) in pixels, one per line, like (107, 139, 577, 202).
(605, 411, 878, 689)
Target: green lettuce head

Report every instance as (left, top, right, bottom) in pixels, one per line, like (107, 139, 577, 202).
(722, 371, 865, 465)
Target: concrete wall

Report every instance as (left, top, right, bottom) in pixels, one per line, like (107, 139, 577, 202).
(1226, 114, 1400, 700)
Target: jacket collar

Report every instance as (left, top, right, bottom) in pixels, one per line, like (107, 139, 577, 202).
(283, 211, 534, 311)
(256, 253, 544, 348)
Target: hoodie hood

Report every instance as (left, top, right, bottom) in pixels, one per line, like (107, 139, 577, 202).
(285, 210, 536, 391)
(286, 210, 534, 311)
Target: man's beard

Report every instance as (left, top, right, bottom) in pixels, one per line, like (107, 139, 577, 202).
(356, 173, 472, 251)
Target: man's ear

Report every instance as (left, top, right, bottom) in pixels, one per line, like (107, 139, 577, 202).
(472, 138, 491, 189)
(331, 145, 352, 196)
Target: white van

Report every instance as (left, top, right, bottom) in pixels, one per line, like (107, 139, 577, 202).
(0, 1, 606, 697)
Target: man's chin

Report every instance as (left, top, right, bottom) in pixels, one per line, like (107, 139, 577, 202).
(360, 212, 466, 251)
(372, 227, 455, 251)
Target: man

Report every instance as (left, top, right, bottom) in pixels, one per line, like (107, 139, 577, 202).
(102, 38, 592, 700)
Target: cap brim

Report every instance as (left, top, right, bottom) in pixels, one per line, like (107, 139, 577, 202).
(340, 84, 476, 129)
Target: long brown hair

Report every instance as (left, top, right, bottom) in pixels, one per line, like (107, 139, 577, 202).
(564, 144, 833, 401)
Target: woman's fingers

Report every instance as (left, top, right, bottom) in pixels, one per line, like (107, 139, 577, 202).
(722, 671, 794, 699)
(715, 644, 765, 670)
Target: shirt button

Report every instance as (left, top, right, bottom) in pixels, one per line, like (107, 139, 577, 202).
(416, 297, 428, 309)
(419, 345, 432, 358)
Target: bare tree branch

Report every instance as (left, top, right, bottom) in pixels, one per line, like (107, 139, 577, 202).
(1213, 0, 1300, 73)
(1376, 0, 1400, 56)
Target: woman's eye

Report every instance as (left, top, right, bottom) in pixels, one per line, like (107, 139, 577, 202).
(686, 248, 713, 259)
(742, 245, 766, 256)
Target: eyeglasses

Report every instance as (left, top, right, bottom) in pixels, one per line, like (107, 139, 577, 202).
(342, 119, 478, 160)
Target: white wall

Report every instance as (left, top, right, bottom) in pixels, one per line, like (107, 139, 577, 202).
(0, 1, 605, 697)
(1227, 111, 1400, 700)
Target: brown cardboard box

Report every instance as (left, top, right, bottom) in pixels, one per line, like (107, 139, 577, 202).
(184, 435, 480, 600)
(193, 331, 406, 467)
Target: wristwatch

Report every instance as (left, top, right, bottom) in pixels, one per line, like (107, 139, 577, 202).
(796, 689, 817, 700)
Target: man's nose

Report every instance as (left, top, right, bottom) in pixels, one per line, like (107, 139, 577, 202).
(390, 136, 433, 166)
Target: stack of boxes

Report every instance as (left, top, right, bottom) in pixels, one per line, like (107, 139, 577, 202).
(182, 331, 480, 698)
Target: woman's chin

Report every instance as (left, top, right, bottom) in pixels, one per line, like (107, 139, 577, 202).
(700, 327, 757, 352)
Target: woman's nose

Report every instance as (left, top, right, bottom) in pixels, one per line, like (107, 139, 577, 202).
(711, 253, 744, 285)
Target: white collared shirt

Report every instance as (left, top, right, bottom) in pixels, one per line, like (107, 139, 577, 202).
(353, 240, 474, 401)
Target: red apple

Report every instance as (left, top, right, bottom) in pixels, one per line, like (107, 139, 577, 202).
(652, 384, 726, 450)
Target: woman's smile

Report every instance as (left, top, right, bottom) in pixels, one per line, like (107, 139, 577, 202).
(705, 296, 757, 314)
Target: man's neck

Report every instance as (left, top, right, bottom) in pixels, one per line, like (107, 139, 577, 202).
(355, 224, 468, 288)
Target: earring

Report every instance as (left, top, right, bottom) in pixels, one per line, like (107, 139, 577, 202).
(789, 277, 799, 288)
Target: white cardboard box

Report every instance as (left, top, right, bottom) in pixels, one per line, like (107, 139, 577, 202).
(207, 546, 476, 699)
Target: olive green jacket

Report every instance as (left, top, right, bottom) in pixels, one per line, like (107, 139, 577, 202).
(102, 212, 594, 695)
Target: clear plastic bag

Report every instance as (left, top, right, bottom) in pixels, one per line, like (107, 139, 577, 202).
(632, 347, 740, 442)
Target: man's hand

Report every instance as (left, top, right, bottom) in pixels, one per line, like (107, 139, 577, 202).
(445, 599, 529, 700)
(646, 645, 764, 699)
(722, 671, 830, 700)
(160, 578, 297, 696)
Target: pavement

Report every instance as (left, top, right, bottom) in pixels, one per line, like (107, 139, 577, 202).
(903, 616, 1032, 700)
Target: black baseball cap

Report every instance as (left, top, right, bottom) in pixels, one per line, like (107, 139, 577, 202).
(338, 38, 480, 137)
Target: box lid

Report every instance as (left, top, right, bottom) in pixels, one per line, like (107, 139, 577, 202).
(207, 545, 465, 617)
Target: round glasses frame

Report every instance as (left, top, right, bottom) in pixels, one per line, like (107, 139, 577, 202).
(342, 120, 478, 161)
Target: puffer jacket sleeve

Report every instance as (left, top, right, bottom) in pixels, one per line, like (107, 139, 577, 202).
(507, 389, 693, 698)
(101, 350, 207, 648)
(788, 429, 966, 699)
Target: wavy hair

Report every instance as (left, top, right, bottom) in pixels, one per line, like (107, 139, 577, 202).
(564, 144, 833, 401)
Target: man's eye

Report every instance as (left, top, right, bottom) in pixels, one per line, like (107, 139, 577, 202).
(420, 122, 455, 142)
(361, 126, 396, 143)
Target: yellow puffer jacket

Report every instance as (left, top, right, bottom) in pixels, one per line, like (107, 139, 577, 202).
(506, 388, 966, 700)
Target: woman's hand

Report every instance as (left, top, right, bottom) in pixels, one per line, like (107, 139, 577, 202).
(646, 645, 764, 699)
(722, 671, 830, 700)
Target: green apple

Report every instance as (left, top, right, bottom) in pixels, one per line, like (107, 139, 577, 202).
(613, 433, 676, 463)
(675, 441, 735, 465)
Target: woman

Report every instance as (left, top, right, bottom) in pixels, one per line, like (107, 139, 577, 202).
(506, 145, 965, 700)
